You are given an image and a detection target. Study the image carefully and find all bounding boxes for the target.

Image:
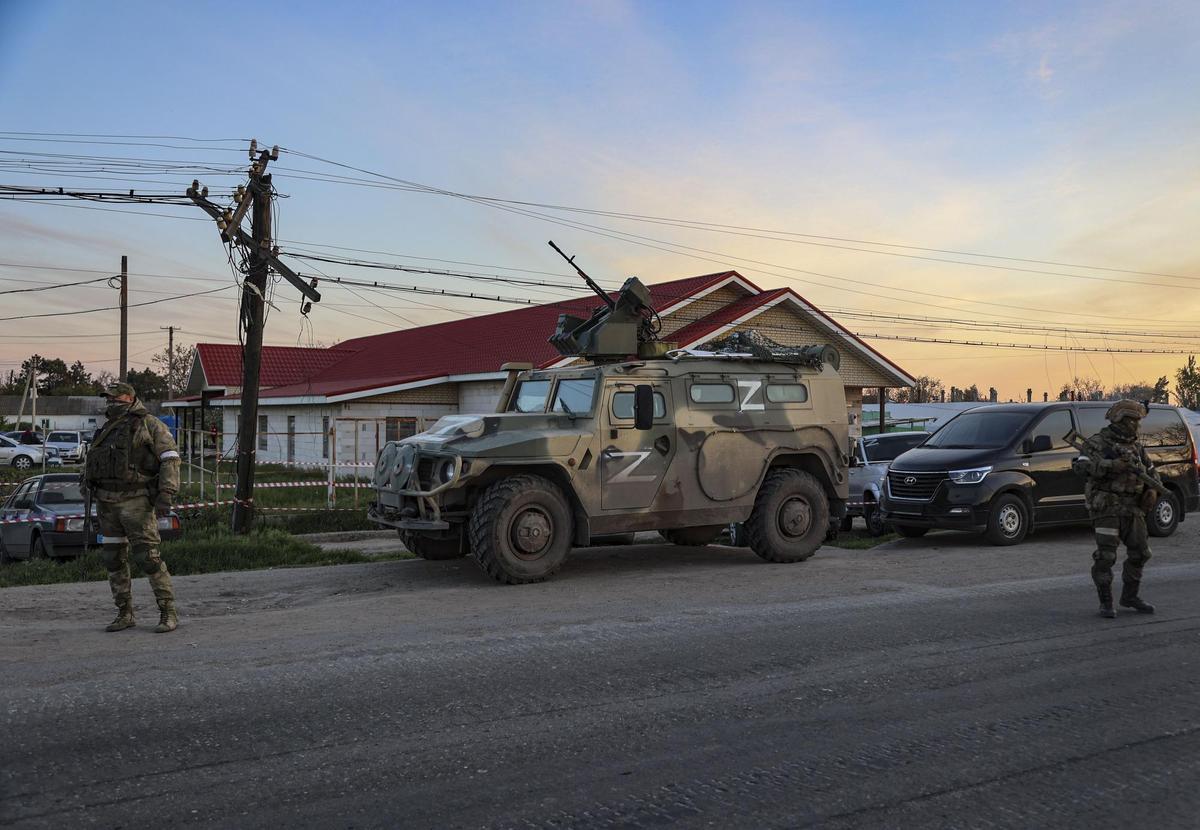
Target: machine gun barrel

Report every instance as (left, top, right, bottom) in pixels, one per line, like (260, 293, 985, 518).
(548, 240, 615, 310)
(1065, 429, 1164, 494)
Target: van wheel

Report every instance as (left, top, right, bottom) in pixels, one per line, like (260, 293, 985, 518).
(893, 524, 928, 538)
(661, 526, 723, 546)
(746, 468, 829, 563)
(1148, 491, 1179, 537)
(399, 530, 465, 560)
(985, 494, 1028, 545)
(468, 475, 572, 584)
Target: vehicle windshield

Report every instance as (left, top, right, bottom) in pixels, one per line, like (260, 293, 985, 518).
(924, 412, 1033, 449)
(39, 480, 84, 504)
(551, 378, 596, 414)
(509, 379, 551, 413)
(863, 433, 927, 462)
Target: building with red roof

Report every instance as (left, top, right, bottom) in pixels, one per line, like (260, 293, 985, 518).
(169, 271, 913, 467)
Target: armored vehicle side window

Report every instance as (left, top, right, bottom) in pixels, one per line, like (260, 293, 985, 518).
(689, 383, 734, 404)
(611, 391, 666, 420)
(1141, 408, 1190, 447)
(766, 384, 809, 403)
(511, 380, 551, 413)
(552, 379, 597, 414)
(1076, 406, 1108, 437)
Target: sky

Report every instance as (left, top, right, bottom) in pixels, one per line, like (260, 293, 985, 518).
(1, 0, 1198, 401)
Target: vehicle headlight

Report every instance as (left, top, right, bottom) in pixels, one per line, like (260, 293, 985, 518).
(437, 458, 458, 483)
(948, 466, 992, 485)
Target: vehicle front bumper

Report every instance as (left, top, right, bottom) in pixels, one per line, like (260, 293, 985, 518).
(880, 478, 993, 531)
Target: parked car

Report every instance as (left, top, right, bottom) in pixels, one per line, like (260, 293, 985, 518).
(2, 431, 61, 459)
(880, 402, 1200, 545)
(0, 473, 181, 562)
(0, 434, 60, 471)
(44, 430, 88, 463)
(846, 431, 930, 535)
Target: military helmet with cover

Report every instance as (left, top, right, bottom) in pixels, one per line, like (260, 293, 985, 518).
(1105, 399, 1148, 423)
(100, 381, 136, 399)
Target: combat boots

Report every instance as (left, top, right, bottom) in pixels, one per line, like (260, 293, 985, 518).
(105, 602, 135, 632)
(154, 600, 178, 633)
(1097, 585, 1116, 619)
(1120, 580, 1155, 614)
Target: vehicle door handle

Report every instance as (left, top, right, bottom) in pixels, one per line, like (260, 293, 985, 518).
(654, 435, 671, 455)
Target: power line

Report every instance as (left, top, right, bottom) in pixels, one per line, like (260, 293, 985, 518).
(0, 274, 113, 296)
(0, 285, 234, 323)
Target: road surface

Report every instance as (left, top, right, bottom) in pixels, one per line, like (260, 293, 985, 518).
(3, 523, 1199, 828)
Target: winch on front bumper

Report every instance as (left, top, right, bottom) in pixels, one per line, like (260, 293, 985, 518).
(368, 443, 471, 531)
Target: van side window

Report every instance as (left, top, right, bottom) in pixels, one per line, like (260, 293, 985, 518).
(1031, 410, 1074, 449)
(1140, 409, 1190, 447)
(1076, 407, 1108, 438)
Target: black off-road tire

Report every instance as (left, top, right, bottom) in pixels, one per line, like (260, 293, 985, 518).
(661, 525, 724, 546)
(1148, 491, 1180, 538)
(399, 530, 465, 560)
(468, 475, 573, 584)
(892, 524, 929, 538)
(746, 468, 829, 563)
(984, 493, 1029, 546)
(840, 515, 854, 532)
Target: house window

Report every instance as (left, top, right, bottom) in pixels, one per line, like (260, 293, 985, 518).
(258, 414, 268, 451)
(386, 417, 417, 442)
(287, 415, 296, 463)
(322, 416, 330, 459)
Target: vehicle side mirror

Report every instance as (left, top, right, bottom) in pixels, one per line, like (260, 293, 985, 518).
(1026, 435, 1053, 454)
(848, 454, 861, 468)
(634, 384, 655, 431)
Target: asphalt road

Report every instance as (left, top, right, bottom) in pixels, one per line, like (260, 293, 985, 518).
(3, 522, 1199, 829)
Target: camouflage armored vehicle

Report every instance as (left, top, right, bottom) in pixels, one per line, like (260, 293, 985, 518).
(368, 246, 850, 584)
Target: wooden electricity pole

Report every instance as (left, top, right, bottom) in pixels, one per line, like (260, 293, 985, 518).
(188, 141, 321, 533)
(160, 325, 176, 397)
(119, 256, 128, 382)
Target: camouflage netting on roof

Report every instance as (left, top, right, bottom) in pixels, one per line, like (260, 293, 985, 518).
(706, 330, 840, 370)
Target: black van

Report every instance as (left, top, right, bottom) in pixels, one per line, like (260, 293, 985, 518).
(879, 403, 1200, 545)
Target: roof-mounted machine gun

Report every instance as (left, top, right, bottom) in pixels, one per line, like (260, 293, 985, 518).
(547, 241, 675, 361)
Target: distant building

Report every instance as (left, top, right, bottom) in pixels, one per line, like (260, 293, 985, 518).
(0, 395, 107, 435)
(167, 270, 915, 468)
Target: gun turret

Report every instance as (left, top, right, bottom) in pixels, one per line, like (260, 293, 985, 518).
(547, 242, 674, 361)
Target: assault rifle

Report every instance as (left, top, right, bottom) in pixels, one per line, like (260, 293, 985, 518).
(1065, 428, 1165, 498)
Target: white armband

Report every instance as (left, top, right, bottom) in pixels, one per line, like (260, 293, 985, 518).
(159, 450, 180, 461)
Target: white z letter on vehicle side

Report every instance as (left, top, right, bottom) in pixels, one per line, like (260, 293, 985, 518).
(737, 379, 764, 411)
(609, 451, 658, 484)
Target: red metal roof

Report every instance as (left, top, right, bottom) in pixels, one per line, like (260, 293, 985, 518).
(196, 344, 358, 389)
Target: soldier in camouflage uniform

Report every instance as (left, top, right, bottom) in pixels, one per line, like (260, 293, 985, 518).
(1072, 399, 1161, 618)
(84, 382, 181, 633)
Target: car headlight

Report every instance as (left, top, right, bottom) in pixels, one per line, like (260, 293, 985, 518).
(437, 458, 458, 483)
(948, 466, 992, 485)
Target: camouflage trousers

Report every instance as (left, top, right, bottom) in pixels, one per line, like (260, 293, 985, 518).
(1090, 511, 1151, 589)
(96, 496, 174, 608)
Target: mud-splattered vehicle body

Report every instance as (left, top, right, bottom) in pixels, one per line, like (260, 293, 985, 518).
(369, 353, 849, 583)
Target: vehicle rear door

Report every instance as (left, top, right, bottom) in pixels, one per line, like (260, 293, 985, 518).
(1022, 408, 1086, 522)
(600, 381, 676, 510)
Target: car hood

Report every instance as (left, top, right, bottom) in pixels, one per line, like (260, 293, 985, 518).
(887, 447, 1002, 472)
(403, 413, 588, 459)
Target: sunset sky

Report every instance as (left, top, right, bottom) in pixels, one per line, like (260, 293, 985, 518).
(1, 0, 1198, 401)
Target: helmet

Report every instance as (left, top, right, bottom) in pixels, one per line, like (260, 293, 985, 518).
(1105, 399, 1148, 423)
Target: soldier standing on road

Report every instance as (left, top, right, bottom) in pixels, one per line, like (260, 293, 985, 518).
(84, 382, 181, 633)
(1072, 399, 1161, 619)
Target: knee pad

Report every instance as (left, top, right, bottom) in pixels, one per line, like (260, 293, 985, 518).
(132, 548, 162, 576)
(100, 546, 124, 572)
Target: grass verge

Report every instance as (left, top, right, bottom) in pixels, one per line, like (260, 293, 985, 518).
(825, 528, 899, 550)
(0, 527, 411, 589)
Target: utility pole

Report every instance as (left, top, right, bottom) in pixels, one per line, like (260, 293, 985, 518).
(188, 140, 321, 533)
(160, 325, 176, 398)
(119, 256, 128, 382)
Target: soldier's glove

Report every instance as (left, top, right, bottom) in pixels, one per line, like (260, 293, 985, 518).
(154, 492, 174, 518)
(1140, 489, 1159, 514)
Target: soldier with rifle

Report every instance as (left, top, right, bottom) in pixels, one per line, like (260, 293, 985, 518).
(1069, 400, 1163, 618)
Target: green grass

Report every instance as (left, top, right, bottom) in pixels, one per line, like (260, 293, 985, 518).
(825, 528, 899, 550)
(0, 526, 409, 589)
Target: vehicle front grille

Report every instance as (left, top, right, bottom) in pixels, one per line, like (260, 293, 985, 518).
(415, 458, 437, 490)
(887, 470, 947, 501)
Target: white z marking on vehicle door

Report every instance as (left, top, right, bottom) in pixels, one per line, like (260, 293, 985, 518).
(737, 379, 764, 411)
(608, 451, 658, 484)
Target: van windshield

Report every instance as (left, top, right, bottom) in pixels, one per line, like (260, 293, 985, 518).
(925, 411, 1033, 449)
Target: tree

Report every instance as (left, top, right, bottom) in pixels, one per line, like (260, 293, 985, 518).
(152, 343, 196, 398)
(126, 367, 169, 401)
(1109, 377, 1171, 404)
(1058, 376, 1104, 401)
(891, 375, 944, 404)
(1175, 356, 1200, 410)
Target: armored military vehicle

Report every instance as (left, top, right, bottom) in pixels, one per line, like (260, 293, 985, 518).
(368, 244, 850, 584)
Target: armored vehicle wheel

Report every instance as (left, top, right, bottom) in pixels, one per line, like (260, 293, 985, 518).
(468, 475, 572, 584)
(661, 525, 723, 546)
(746, 468, 829, 563)
(399, 530, 465, 560)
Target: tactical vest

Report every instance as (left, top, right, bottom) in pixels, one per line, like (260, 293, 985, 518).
(85, 414, 154, 490)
